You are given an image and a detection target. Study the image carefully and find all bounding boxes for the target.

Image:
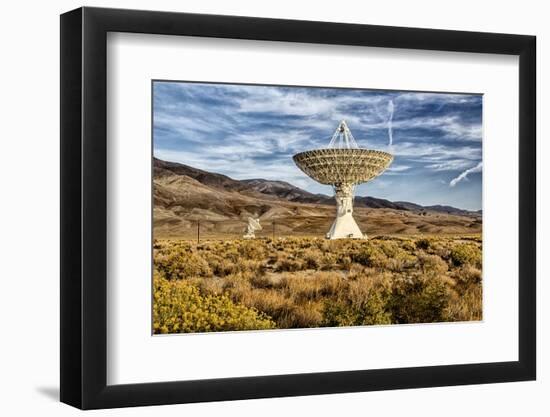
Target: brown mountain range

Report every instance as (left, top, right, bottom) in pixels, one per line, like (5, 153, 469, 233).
(153, 157, 482, 239)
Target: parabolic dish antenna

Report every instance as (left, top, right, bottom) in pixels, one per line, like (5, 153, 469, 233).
(293, 120, 393, 239)
(243, 217, 262, 239)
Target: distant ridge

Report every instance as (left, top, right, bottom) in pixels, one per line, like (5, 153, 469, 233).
(153, 157, 480, 216)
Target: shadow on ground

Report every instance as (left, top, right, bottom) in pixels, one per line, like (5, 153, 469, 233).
(36, 386, 59, 401)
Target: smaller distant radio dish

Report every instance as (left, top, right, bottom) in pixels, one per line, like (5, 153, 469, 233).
(243, 217, 262, 239)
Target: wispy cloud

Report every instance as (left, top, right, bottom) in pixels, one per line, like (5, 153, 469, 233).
(386, 164, 411, 175)
(449, 162, 483, 187)
(387, 100, 394, 146)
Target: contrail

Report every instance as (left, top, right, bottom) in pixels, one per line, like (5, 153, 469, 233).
(387, 100, 394, 146)
(449, 161, 482, 187)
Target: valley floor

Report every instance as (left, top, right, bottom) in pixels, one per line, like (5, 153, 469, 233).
(154, 208, 482, 240)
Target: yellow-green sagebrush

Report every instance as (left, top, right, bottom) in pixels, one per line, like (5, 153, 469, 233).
(153, 235, 482, 333)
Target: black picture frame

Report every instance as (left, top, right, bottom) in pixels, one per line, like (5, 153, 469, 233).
(60, 6, 536, 410)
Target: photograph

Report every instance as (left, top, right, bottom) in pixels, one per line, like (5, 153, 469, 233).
(152, 81, 483, 334)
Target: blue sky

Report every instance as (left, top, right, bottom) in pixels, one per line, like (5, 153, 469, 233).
(153, 81, 482, 211)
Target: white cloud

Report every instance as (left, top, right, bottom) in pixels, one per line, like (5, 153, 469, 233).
(396, 92, 480, 105)
(386, 164, 411, 174)
(425, 159, 477, 172)
(449, 161, 483, 187)
(390, 141, 481, 160)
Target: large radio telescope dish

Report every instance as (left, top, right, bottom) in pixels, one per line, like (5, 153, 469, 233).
(293, 120, 393, 239)
(293, 148, 393, 185)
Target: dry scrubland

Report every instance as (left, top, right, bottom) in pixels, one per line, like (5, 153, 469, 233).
(153, 235, 482, 334)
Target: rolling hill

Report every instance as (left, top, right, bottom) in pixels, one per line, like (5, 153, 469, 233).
(153, 157, 482, 239)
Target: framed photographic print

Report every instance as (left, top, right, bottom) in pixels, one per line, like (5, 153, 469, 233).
(60, 7, 536, 409)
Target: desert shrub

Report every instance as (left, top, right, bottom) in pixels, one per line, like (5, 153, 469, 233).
(238, 241, 268, 260)
(418, 253, 448, 274)
(222, 272, 252, 294)
(302, 248, 322, 269)
(241, 288, 289, 313)
(322, 274, 392, 326)
(432, 244, 451, 260)
(349, 239, 417, 272)
(348, 274, 391, 302)
(453, 265, 482, 289)
(236, 259, 265, 274)
(155, 251, 212, 280)
(449, 284, 482, 321)
(221, 248, 241, 263)
(339, 255, 353, 269)
(208, 255, 264, 277)
(459, 235, 482, 243)
(280, 302, 324, 328)
(318, 240, 331, 253)
(322, 302, 357, 326)
(415, 238, 431, 250)
(450, 243, 482, 267)
(467, 287, 482, 319)
(191, 276, 225, 296)
(446, 265, 482, 321)
(274, 254, 303, 272)
(209, 256, 238, 276)
(387, 248, 417, 272)
(390, 274, 450, 323)
(347, 263, 368, 279)
(280, 272, 342, 302)
(377, 240, 400, 257)
(153, 276, 275, 333)
(401, 239, 417, 252)
(319, 252, 339, 270)
(250, 273, 276, 289)
(351, 245, 387, 268)
(323, 293, 392, 326)
(237, 288, 304, 326)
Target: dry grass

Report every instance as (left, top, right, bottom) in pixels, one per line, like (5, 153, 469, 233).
(153, 235, 482, 333)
